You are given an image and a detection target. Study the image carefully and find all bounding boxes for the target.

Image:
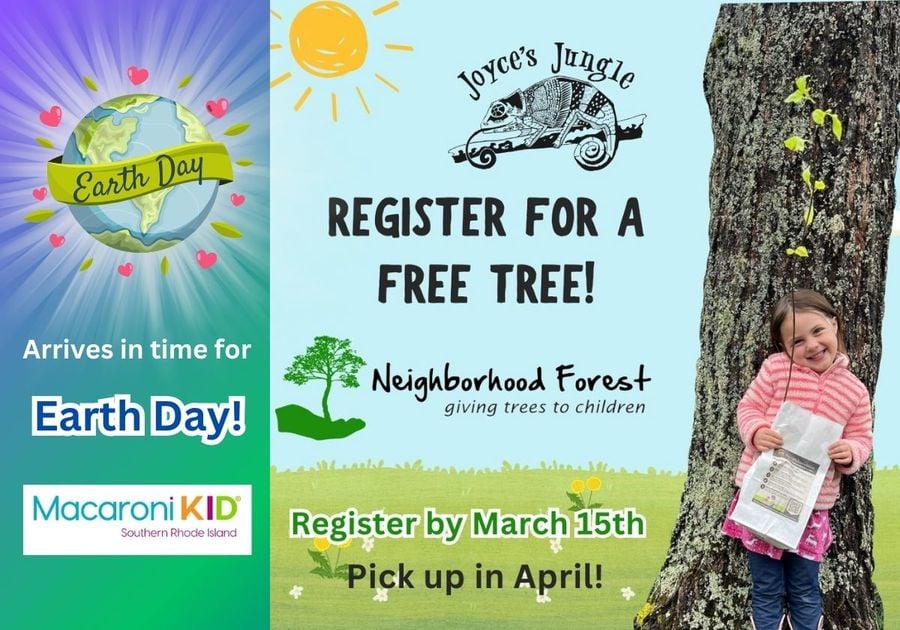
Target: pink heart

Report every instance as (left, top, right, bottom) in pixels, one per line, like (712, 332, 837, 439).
(196, 250, 217, 269)
(230, 193, 245, 206)
(206, 98, 228, 118)
(117, 263, 134, 277)
(33, 187, 48, 200)
(127, 66, 149, 85)
(49, 233, 65, 248)
(39, 105, 62, 127)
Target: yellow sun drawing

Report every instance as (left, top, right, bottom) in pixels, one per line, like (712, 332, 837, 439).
(270, 1, 412, 122)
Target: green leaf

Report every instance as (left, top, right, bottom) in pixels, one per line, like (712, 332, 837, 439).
(223, 123, 250, 136)
(811, 109, 826, 125)
(177, 74, 193, 89)
(334, 564, 350, 579)
(82, 76, 98, 92)
(785, 76, 812, 104)
(235, 159, 254, 167)
(210, 221, 243, 238)
(310, 566, 333, 579)
(801, 166, 812, 188)
(566, 491, 585, 509)
(814, 180, 826, 191)
(803, 207, 814, 226)
(831, 115, 843, 140)
(586, 502, 604, 509)
(307, 549, 331, 569)
(783, 136, 806, 152)
(79, 258, 94, 272)
(161, 256, 169, 277)
(567, 504, 582, 512)
(786, 246, 809, 258)
(36, 137, 55, 149)
(24, 209, 56, 223)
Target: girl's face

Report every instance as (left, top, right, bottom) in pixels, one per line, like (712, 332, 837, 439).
(780, 309, 839, 373)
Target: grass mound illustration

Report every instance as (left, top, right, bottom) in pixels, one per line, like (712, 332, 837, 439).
(275, 404, 365, 440)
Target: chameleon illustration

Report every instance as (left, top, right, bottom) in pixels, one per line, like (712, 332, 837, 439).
(450, 76, 645, 170)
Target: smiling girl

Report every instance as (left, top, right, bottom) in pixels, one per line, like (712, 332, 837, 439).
(721, 289, 873, 630)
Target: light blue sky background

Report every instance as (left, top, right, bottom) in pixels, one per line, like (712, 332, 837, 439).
(270, 0, 899, 472)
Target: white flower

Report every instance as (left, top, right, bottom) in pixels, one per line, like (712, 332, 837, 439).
(362, 536, 375, 552)
(620, 586, 635, 601)
(289, 585, 304, 600)
(549, 537, 562, 554)
(536, 591, 551, 604)
(373, 588, 389, 602)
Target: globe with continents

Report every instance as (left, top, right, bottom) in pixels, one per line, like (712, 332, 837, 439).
(62, 94, 218, 252)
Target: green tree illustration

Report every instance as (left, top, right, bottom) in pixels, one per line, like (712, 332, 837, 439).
(284, 336, 365, 421)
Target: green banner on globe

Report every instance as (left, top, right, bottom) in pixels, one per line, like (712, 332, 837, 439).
(48, 141, 233, 205)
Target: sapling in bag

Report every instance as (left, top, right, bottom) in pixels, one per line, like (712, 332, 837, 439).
(731, 402, 843, 550)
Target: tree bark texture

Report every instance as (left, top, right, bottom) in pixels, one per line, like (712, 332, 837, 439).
(639, 3, 899, 629)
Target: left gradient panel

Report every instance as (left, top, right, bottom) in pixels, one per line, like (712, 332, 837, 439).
(0, 0, 269, 628)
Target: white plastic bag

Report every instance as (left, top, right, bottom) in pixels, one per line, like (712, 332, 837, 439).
(731, 401, 843, 550)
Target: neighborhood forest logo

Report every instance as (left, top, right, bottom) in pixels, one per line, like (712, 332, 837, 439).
(449, 43, 645, 171)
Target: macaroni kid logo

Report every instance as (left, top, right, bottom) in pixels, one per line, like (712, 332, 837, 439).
(32, 493, 240, 522)
(23, 484, 252, 555)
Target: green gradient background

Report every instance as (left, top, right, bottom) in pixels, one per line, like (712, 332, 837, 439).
(6, 338, 269, 629)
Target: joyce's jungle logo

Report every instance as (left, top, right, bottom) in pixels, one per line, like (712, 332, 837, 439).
(450, 43, 645, 171)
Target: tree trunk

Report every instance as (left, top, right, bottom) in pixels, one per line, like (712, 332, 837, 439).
(322, 377, 332, 421)
(639, 4, 900, 629)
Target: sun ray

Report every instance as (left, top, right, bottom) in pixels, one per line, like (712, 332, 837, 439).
(355, 86, 370, 114)
(374, 73, 400, 93)
(270, 9, 283, 20)
(270, 72, 292, 88)
(277, 1, 408, 120)
(294, 86, 313, 112)
(372, 1, 399, 16)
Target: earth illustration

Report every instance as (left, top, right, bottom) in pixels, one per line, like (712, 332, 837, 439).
(62, 94, 218, 252)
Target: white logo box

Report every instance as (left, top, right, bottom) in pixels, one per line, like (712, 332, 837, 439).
(23, 484, 251, 556)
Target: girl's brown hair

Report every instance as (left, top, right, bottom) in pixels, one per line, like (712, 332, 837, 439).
(770, 289, 846, 354)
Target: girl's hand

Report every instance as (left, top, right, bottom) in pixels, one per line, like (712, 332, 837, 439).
(828, 440, 854, 466)
(753, 428, 783, 451)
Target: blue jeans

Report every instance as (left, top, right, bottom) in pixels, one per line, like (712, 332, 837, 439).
(747, 551, 821, 630)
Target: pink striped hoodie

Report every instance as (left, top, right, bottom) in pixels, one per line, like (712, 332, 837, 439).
(734, 352, 872, 509)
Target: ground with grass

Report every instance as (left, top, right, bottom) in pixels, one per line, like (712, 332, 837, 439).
(271, 464, 899, 629)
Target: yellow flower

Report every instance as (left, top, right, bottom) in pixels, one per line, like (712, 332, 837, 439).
(587, 476, 602, 491)
(338, 539, 352, 549)
(313, 537, 331, 552)
(636, 602, 655, 625)
(570, 479, 585, 493)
